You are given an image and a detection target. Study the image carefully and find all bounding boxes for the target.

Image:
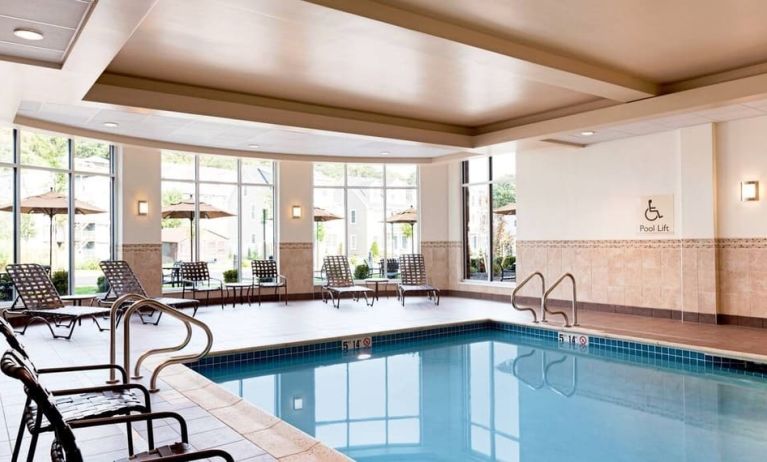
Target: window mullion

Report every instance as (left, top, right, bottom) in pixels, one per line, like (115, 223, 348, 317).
(67, 138, 75, 294)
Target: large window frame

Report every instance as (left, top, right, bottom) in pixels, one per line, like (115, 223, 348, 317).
(160, 152, 276, 284)
(0, 127, 117, 295)
(312, 163, 419, 273)
(461, 155, 517, 282)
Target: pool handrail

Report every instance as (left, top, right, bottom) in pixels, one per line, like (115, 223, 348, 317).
(542, 272, 578, 327)
(511, 271, 545, 323)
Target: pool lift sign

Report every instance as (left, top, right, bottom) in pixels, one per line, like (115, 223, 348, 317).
(638, 195, 673, 234)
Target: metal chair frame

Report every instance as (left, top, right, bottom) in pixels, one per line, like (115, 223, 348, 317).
(397, 254, 440, 306)
(321, 256, 374, 309)
(179, 262, 223, 312)
(251, 260, 288, 306)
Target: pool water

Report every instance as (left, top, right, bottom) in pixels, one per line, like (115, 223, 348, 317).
(198, 330, 767, 462)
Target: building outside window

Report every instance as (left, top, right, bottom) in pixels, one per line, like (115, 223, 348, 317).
(313, 163, 418, 278)
(461, 154, 517, 282)
(0, 127, 116, 296)
(160, 151, 274, 285)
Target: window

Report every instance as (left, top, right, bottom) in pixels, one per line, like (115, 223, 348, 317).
(161, 152, 275, 285)
(0, 128, 116, 295)
(313, 163, 418, 277)
(462, 154, 517, 282)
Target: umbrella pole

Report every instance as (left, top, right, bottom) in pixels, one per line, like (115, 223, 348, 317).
(49, 214, 54, 268)
(410, 223, 415, 254)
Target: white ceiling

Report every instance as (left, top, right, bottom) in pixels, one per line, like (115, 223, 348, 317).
(0, 0, 94, 65)
(548, 99, 767, 146)
(16, 100, 460, 158)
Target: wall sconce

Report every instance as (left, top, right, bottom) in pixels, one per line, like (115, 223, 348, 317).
(741, 181, 759, 201)
(137, 200, 149, 215)
(291, 205, 302, 219)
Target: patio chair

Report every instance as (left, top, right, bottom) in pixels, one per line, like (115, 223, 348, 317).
(179, 261, 223, 311)
(379, 258, 400, 279)
(322, 255, 374, 309)
(99, 260, 201, 322)
(1, 350, 234, 462)
(397, 254, 440, 306)
(0, 318, 153, 461)
(251, 259, 288, 306)
(3, 264, 111, 340)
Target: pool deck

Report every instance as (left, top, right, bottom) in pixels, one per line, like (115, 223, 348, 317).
(3, 295, 767, 461)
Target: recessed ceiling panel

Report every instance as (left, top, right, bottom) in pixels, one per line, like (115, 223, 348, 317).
(106, 0, 597, 126)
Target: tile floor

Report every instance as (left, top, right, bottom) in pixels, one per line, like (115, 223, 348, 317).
(3, 295, 767, 461)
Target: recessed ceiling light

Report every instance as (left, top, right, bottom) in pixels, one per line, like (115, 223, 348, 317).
(13, 28, 44, 41)
(103, 122, 119, 128)
(380, 151, 390, 156)
(580, 130, 596, 136)
(248, 144, 260, 149)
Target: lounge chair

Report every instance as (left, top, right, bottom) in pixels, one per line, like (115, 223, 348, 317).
(397, 254, 440, 306)
(1, 350, 234, 462)
(179, 261, 224, 311)
(251, 259, 288, 306)
(321, 255, 374, 309)
(99, 260, 201, 322)
(3, 264, 111, 339)
(0, 318, 153, 461)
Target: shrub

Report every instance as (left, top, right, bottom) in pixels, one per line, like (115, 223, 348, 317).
(502, 255, 516, 269)
(354, 263, 370, 280)
(97, 275, 109, 293)
(51, 270, 68, 295)
(223, 269, 238, 283)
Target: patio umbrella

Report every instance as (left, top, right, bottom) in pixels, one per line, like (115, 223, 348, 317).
(313, 207, 343, 263)
(0, 189, 105, 267)
(162, 199, 235, 261)
(386, 205, 417, 253)
(493, 202, 517, 215)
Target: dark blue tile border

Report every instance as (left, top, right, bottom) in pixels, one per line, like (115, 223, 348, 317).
(186, 320, 767, 379)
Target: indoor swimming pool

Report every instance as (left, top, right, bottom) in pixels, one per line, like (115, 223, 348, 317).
(194, 326, 767, 461)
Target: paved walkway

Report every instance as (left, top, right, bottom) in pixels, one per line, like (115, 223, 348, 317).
(2, 296, 767, 461)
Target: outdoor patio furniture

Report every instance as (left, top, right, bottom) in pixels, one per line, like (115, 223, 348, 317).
(379, 258, 399, 279)
(501, 264, 516, 282)
(99, 260, 201, 322)
(179, 261, 223, 311)
(397, 254, 440, 306)
(0, 318, 153, 461)
(3, 264, 111, 340)
(1, 350, 234, 462)
(251, 259, 288, 306)
(321, 256, 374, 309)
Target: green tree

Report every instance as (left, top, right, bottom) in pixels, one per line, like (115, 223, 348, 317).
(401, 223, 413, 238)
(161, 189, 184, 228)
(316, 222, 326, 242)
(369, 240, 380, 259)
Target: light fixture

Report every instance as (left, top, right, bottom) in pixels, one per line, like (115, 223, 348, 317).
(293, 397, 303, 411)
(137, 200, 149, 216)
(357, 353, 371, 360)
(580, 130, 596, 137)
(248, 144, 260, 149)
(380, 151, 390, 156)
(291, 205, 302, 219)
(103, 122, 119, 128)
(741, 181, 759, 201)
(13, 28, 44, 41)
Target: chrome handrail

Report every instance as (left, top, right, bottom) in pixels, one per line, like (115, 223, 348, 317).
(510, 271, 545, 323)
(107, 293, 150, 384)
(122, 299, 213, 392)
(542, 272, 578, 327)
(544, 355, 577, 398)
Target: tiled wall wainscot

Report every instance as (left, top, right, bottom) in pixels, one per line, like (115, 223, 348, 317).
(279, 242, 314, 294)
(121, 243, 162, 296)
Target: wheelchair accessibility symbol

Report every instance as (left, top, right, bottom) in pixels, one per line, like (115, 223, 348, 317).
(644, 200, 663, 221)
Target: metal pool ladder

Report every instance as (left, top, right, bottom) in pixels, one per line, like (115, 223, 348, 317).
(510, 271, 545, 322)
(542, 272, 579, 327)
(107, 294, 213, 392)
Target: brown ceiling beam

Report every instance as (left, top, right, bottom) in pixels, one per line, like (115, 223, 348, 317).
(303, 0, 657, 102)
(84, 73, 474, 148)
(474, 71, 767, 146)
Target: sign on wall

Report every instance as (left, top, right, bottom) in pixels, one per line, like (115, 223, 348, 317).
(638, 195, 674, 234)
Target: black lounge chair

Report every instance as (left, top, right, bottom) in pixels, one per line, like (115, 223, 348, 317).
(179, 262, 224, 311)
(98, 260, 201, 322)
(0, 350, 234, 462)
(3, 264, 111, 339)
(321, 256, 374, 309)
(0, 318, 153, 461)
(251, 259, 288, 306)
(397, 254, 440, 306)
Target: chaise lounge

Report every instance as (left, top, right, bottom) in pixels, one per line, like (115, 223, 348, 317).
(397, 254, 440, 306)
(322, 255, 375, 309)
